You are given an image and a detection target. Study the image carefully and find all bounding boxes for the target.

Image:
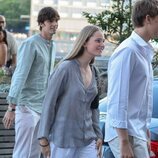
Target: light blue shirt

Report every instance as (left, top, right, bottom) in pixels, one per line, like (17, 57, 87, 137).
(7, 34, 56, 113)
(105, 31, 153, 142)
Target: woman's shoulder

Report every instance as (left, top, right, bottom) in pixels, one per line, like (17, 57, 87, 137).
(0, 42, 7, 45)
(52, 59, 77, 76)
(58, 59, 77, 69)
(49, 60, 74, 79)
(0, 42, 7, 50)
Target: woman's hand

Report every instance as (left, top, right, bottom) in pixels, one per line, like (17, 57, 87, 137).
(40, 144, 51, 158)
(96, 138, 103, 158)
(39, 138, 51, 158)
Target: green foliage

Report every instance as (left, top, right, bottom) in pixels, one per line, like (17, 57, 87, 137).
(0, 69, 4, 77)
(83, 0, 133, 44)
(83, 0, 158, 69)
(0, 0, 31, 30)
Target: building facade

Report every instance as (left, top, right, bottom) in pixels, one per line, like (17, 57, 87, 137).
(30, 0, 110, 34)
(30, 0, 115, 54)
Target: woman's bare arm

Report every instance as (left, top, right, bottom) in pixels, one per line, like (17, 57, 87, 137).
(0, 43, 7, 67)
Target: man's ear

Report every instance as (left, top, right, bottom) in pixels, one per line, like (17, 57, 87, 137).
(145, 15, 152, 24)
(39, 23, 44, 27)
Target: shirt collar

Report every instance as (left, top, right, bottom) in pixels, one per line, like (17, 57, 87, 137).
(131, 31, 149, 47)
(131, 31, 154, 61)
(131, 31, 154, 52)
(38, 34, 53, 46)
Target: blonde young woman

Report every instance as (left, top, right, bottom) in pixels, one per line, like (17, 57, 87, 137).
(0, 28, 7, 67)
(38, 25, 105, 158)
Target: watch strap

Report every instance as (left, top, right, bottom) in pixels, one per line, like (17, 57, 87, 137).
(7, 106, 16, 112)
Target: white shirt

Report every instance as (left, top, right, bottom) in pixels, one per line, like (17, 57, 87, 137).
(105, 31, 154, 142)
(6, 31, 18, 60)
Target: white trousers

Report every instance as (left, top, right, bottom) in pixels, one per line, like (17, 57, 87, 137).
(13, 106, 41, 158)
(108, 136, 150, 158)
(49, 140, 98, 158)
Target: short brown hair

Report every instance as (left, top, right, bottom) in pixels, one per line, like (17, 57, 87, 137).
(132, 0, 158, 27)
(37, 7, 60, 30)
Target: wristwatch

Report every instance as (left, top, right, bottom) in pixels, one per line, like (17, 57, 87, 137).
(7, 105, 16, 112)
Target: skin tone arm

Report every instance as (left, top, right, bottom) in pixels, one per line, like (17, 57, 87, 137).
(96, 138, 103, 158)
(0, 43, 7, 67)
(116, 129, 151, 158)
(11, 54, 16, 66)
(116, 128, 134, 158)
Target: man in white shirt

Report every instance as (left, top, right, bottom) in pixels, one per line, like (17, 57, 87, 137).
(105, 0, 158, 157)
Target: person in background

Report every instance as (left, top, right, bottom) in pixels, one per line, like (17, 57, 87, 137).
(105, 0, 158, 158)
(0, 15, 17, 75)
(0, 28, 7, 67)
(38, 25, 105, 158)
(2, 7, 60, 158)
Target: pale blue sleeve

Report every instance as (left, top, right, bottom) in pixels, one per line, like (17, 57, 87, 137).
(7, 41, 36, 104)
(50, 41, 57, 73)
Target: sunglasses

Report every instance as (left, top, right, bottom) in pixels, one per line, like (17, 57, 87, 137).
(0, 21, 5, 24)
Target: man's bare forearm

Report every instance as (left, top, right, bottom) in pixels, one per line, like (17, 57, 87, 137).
(116, 128, 129, 142)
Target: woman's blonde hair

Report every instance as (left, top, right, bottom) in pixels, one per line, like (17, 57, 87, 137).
(64, 25, 102, 63)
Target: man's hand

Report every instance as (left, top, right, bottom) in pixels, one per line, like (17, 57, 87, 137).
(2, 110, 15, 129)
(116, 128, 134, 158)
(96, 138, 103, 158)
(120, 139, 134, 158)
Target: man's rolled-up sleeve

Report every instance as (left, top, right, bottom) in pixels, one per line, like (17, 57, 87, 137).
(108, 48, 135, 129)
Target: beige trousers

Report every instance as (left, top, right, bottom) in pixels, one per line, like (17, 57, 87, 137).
(108, 136, 150, 158)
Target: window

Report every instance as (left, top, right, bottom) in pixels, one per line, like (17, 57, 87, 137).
(59, 0, 69, 5)
(60, 13, 68, 18)
(87, 2, 97, 7)
(72, 13, 82, 18)
(73, 1, 82, 7)
(100, 0, 110, 6)
(43, 0, 54, 4)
